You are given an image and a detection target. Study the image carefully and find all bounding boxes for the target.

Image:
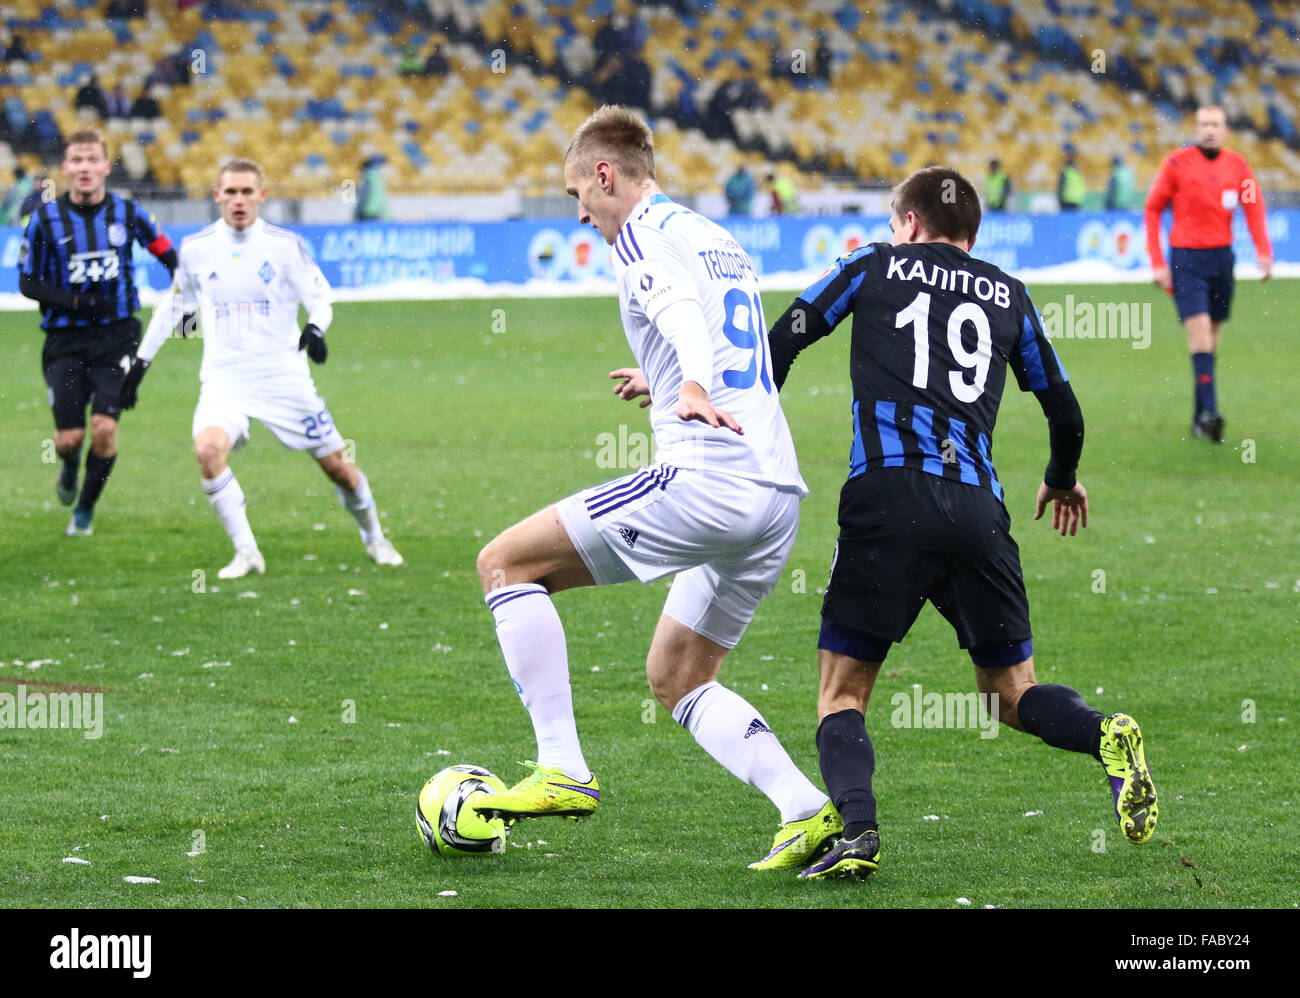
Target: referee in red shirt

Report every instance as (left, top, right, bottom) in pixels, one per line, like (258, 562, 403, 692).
(1145, 105, 1272, 442)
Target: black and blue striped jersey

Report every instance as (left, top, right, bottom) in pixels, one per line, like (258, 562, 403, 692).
(18, 192, 173, 331)
(768, 241, 1069, 500)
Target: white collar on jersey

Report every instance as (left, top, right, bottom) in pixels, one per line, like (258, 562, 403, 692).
(217, 216, 265, 241)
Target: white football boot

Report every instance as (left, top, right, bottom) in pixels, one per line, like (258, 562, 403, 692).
(218, 547, 266, 579)
(365, 537, 404, 566)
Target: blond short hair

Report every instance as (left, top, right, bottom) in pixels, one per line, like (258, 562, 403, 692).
(564, 105, 655, 182)
(216, 157, 266, 189)
(65, 128, 109, 158)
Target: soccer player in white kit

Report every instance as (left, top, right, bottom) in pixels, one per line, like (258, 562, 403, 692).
(126, 158, 403, 578)
(471, 107, 840, 870)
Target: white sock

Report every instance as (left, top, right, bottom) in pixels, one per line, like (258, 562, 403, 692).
(337, 470, 383, 545)
(203, 470, 257, 553)
(485, 583, 591, 783)
(673, 681, 827, 823)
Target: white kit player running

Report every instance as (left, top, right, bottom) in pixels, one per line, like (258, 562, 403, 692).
(471, 107, 840, 870)
(126, 158, 402, 578)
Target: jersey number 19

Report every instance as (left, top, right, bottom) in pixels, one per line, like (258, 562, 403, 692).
(896, 291, 991, 404)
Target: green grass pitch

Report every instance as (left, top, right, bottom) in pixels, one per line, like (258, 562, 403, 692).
(0, 280, 1296, 909)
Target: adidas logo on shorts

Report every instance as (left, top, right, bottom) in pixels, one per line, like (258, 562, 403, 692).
(744, 717, 772, 738)
(618, 527, 640, 549)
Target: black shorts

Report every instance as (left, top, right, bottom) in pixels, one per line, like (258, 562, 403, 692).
(1170, 246, 1234, 322)
(42, 319, 141, 430)
(822, 468, 1032, 653)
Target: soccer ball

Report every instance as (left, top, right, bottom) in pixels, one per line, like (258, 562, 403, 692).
(415, 764, 508, 856)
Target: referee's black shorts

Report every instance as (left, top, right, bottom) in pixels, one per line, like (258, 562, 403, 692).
(821, 468, 1033, 663)
(42, 318, 142, 429)
(1170, 246, 1234, 322)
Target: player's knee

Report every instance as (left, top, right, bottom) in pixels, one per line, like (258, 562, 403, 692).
(89, 416, 117, 455)
(194, 440, 226, 477)
(645, 661, 679, 710)
(55, 428, 85, 455)
(320, 456, 357, 488)
(476, 540, 509, 594)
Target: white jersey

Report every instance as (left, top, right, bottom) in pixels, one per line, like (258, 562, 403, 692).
(611, 193, 806, 494)
(140, 217, 333, 387)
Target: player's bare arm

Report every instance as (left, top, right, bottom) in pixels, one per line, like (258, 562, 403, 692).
(610, 366, 651, 407)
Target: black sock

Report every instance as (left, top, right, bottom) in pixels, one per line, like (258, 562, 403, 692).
(78, 451, 117, 511)
(1017, 683, 1104, 759)
(1192, 352, 1217, 417)
(817, 708, 877, 837)
(59, 451, 80, 488)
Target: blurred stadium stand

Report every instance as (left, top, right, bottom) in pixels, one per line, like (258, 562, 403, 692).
(0, 0, 1297, 216)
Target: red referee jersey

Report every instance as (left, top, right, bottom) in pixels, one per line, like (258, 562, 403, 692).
(1144, 145, 1271, 269)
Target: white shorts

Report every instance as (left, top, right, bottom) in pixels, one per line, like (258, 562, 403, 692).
(556, 464, 802, 648)
(192, 379, 346, 459)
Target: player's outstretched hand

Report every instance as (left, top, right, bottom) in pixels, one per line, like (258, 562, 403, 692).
(1152, 266, 1173, 293)
(1034, 480, 1088, 537)
(120, 356, 150, 410)
(1259, 255, 1273, 281)
(676, 381, 743, 435)
(610, 367, 651, 408)
(299, 323, 327, 363)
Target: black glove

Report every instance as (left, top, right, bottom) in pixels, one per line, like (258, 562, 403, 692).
(298, 323, 327, 364)
(75, 293, 118, 320)
(121, 356, 149, 410)
(158, 247, 179, 277)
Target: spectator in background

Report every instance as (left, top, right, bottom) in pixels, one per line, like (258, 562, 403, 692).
(146, 46, 192, 87)
(724, 163, 756, 217)
(985, 157, 1011, 211)
(4, 33, 31, 62)
(106, 83, 132, 119)
(398, 42, 423, 76)
(770, 167, 799, 215)
(0, 167, 34, 225)
(19, 173, 47, 223)
(355, 156, 388, 222)
(130, 85, 161, 120)
(704, 78, 770, 142)
(1057, 144, 1084, 212)
(674, 80, 700, 129)
(593, 15, 627, 71)
(106, 0, 146, 18)
(1104, 155, 1135, 211)
(769, 44, 792, 80)
(422, 43, 450, 77)
(75, 74, 109, 119)
(814, 34, 833, 83)
(621, 50, 652, 112)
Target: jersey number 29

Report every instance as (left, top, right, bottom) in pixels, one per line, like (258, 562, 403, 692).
(896, 291, 991, 403)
